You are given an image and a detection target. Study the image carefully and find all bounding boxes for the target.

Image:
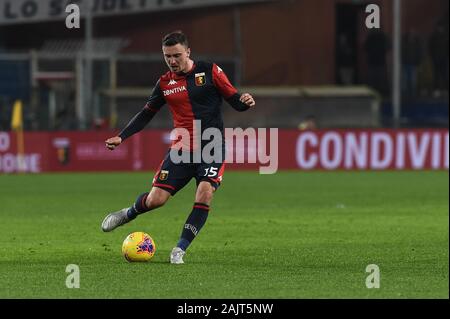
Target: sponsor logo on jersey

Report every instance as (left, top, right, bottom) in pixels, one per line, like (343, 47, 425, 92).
(195, 72, 206, 86)
(163, 86, 187, 96)
(168, 79, 177, 85)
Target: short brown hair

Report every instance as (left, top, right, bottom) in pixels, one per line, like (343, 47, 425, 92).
(162, 31, 189, 47)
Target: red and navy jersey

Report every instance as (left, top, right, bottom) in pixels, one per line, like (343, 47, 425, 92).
(118, 61, 250, 150)
(144, 61, 242, 149)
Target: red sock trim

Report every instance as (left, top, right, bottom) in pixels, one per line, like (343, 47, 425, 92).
(141, 193, 149, 211)
(193, 203, 210, 211)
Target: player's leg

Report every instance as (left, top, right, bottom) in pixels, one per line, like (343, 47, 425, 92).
(101, 151, 186, 232)
(170, 162, 225, 264)
(127, 186, 172, 219)
(101, 187, 171, 232)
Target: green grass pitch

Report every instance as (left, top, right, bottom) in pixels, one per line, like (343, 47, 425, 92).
(0, 171, 448, 298)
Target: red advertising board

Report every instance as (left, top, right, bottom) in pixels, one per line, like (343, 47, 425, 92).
(281, 129, 449, 170)
(0, 131, 50, 173)
(0, 129, 448, 173)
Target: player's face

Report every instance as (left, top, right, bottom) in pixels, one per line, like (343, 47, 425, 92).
(162, 44, 191, 73)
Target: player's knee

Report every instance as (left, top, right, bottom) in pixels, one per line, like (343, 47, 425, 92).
(196, 182, 214, 203)
(146, 195, 166, 209)
(145, 190, 169, 209)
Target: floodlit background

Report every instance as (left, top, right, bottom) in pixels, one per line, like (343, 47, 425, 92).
(0, 0, 448, 132)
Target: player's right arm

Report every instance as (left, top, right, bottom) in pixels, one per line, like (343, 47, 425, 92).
(106, 80, 165, 150)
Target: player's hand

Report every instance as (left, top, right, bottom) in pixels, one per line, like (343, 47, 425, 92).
(240, 93, 255, 107)
(105, 136, 122, 150)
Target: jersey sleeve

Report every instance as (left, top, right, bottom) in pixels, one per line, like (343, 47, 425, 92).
(144, 79, 166, 113)
(212, 63, 238, 98)
(118, 80, 165, 141)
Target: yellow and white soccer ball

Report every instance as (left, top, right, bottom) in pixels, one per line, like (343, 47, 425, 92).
(122, 231, 156, 262)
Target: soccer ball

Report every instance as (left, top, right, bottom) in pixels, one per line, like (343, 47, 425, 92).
(122, 232, 156, 262)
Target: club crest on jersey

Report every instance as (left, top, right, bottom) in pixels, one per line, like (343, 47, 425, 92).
(159, 170, 169, 181)
(195, 72, 206, 86)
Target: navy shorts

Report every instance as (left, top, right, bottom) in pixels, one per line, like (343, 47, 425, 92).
(152, 149, 226, 196)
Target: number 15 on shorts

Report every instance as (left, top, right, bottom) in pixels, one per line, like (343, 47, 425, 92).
(204, 167, 218, 177)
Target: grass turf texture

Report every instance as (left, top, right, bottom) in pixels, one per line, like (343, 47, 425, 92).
(0, 171, 448, 298)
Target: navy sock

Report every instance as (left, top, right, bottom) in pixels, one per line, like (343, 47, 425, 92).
(177, 203, 210, 251)
(126, 192, 150, 220)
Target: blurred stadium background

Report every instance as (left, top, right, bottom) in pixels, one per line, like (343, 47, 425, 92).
(0, 0, 448, 300)
(0, 0, 448, 173)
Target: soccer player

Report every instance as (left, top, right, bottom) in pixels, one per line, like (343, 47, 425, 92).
(101, 31, 255, 264)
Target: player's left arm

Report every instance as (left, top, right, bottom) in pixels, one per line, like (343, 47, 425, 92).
(212, 63, 255, 111)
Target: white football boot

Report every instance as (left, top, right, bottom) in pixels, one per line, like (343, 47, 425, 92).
(170, 247, 186, 264)
(101, 208, 130, 232)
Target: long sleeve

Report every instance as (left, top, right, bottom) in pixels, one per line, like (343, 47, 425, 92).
(211, 63, 250, 112)
(118, 105, 156, 141)
(225, 93, 250, 112)
(118, 80, 166, 141)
